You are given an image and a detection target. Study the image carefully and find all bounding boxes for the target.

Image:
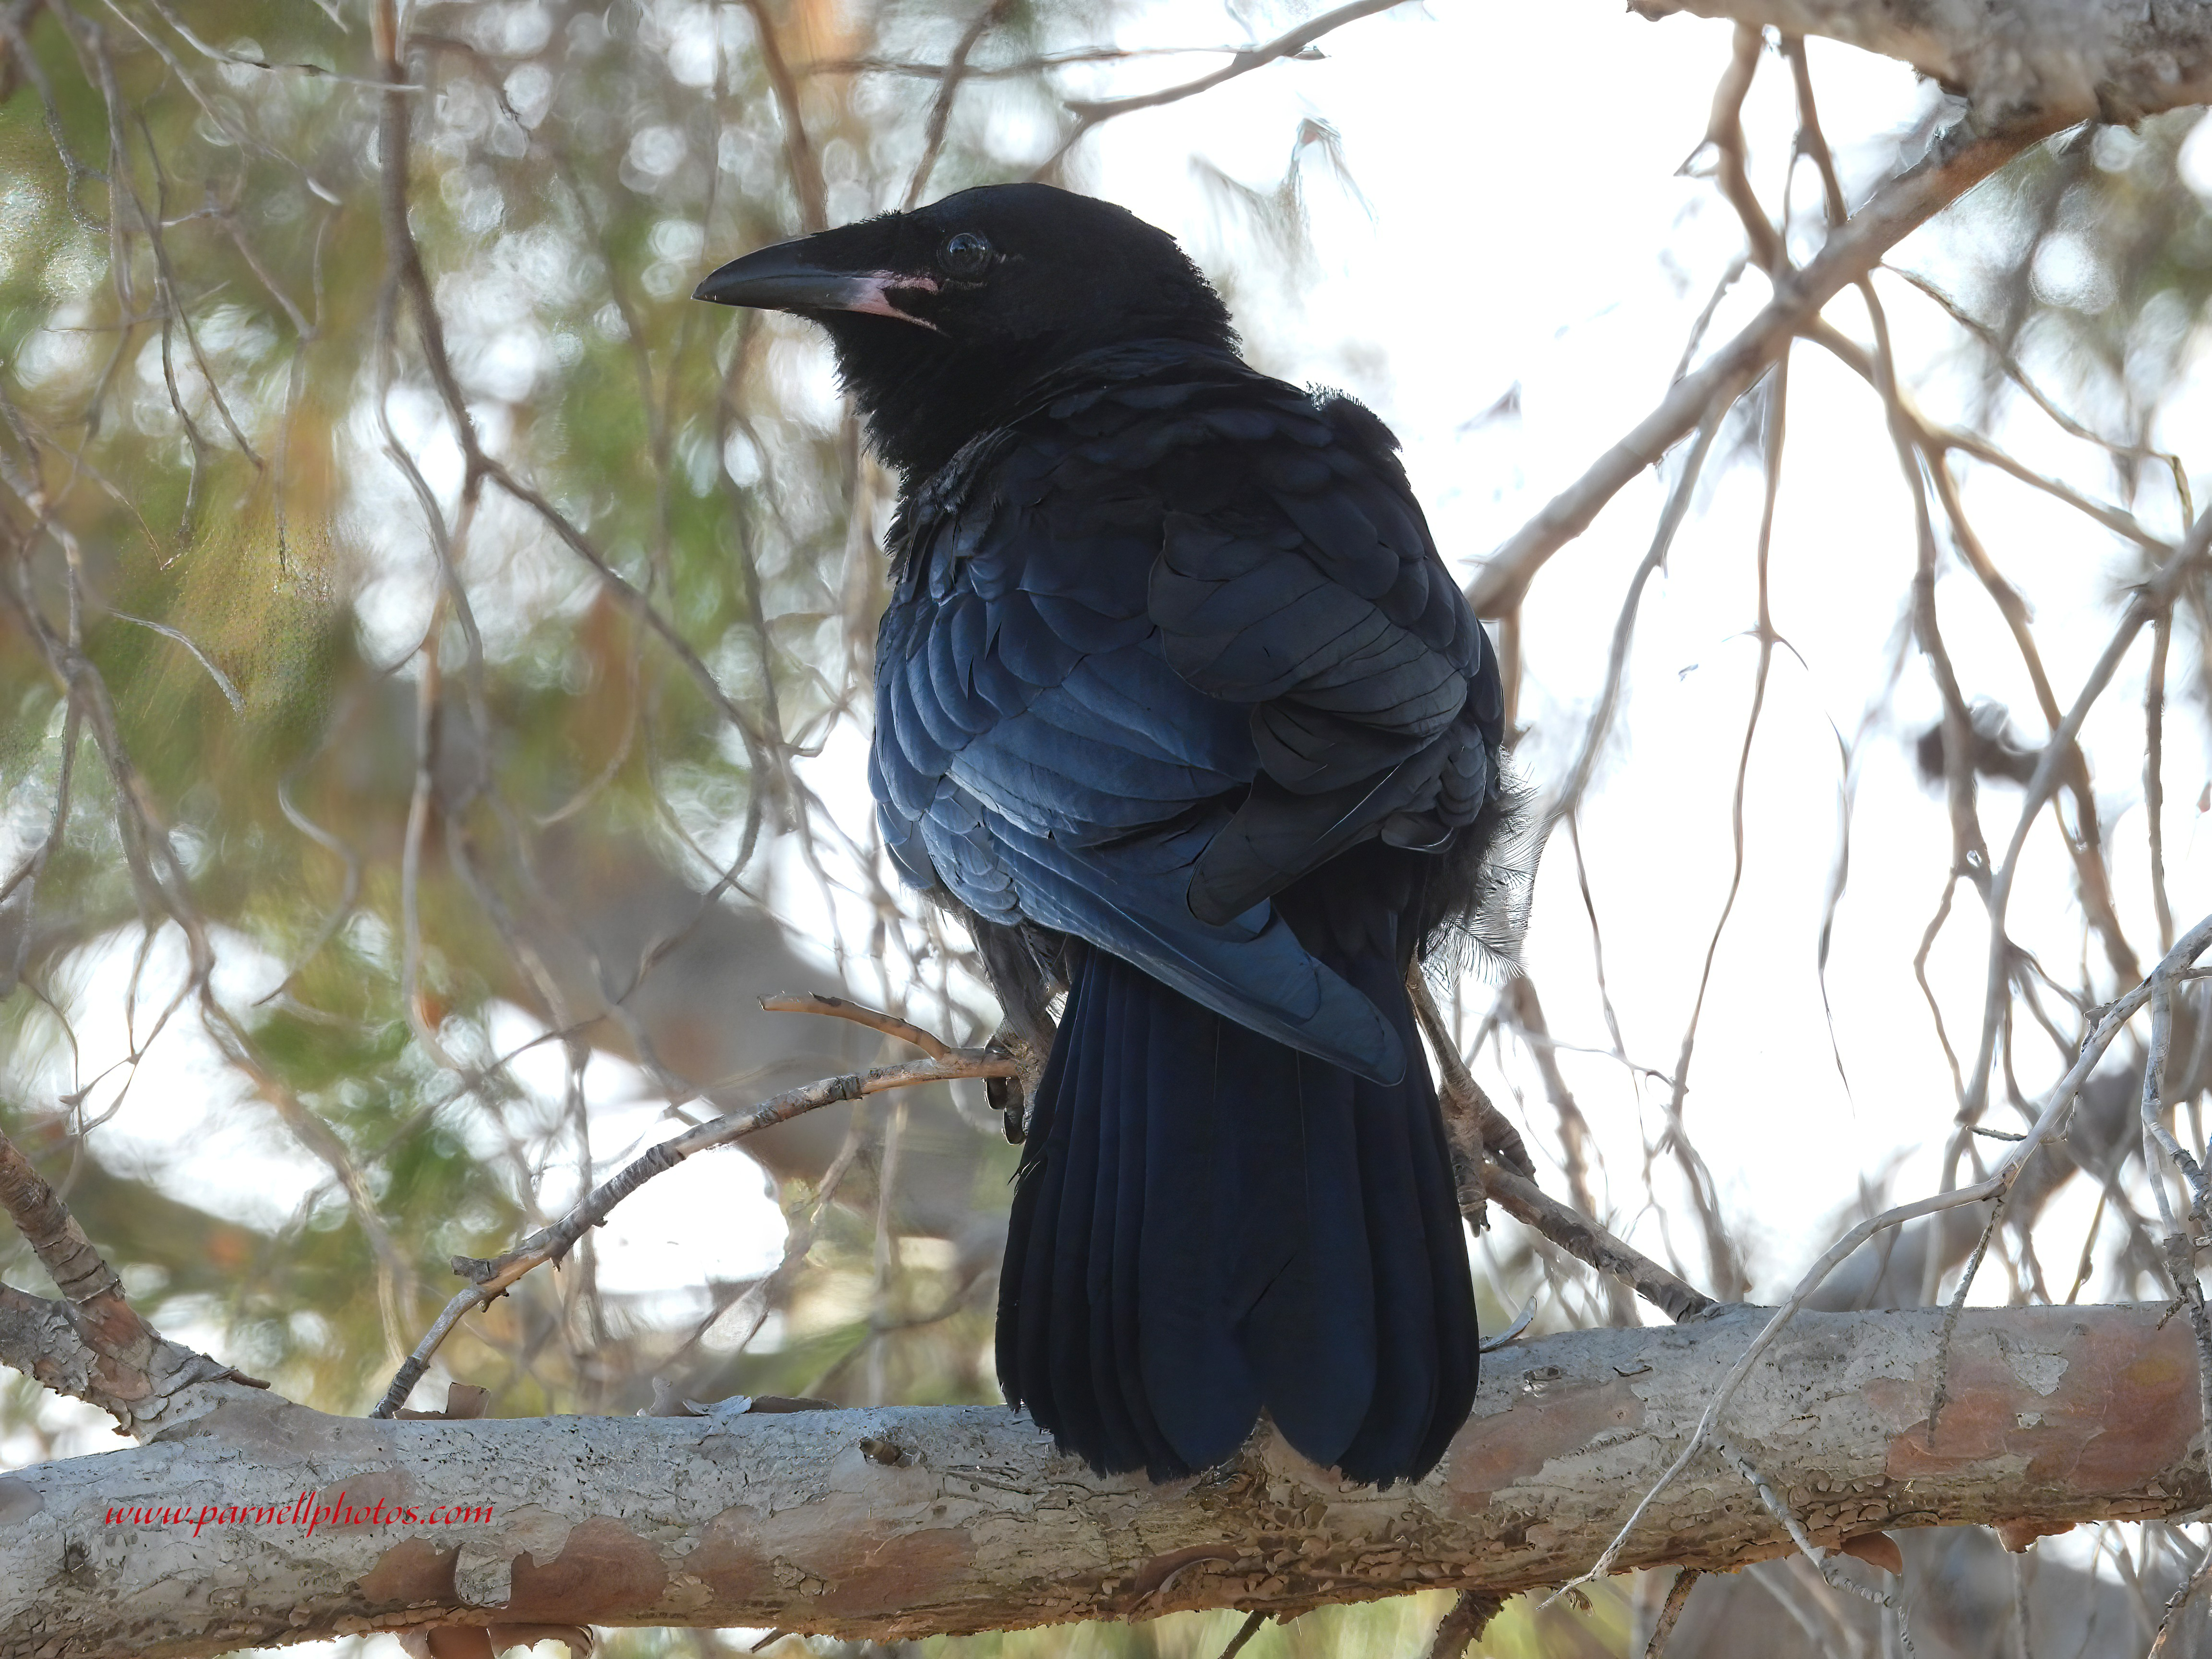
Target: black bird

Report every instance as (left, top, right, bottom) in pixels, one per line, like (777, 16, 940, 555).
(696, 183, 1513, 1486)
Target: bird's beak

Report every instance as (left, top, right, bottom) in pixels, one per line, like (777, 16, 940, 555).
(694, 239, 939, 328)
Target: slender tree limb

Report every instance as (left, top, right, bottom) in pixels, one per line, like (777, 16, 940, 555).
(1214, 1609, 1267, 1659)
(1559, 907, 2212, 1596)
(1422, 1590, 1504, 1659)
(1411, 972, 1534, 1178)
(1466, 117, 2054, 619)
(758, 991, 954, 1061)
(0, 1128, 265, 1433)
(1952, 514, 2212, 1157)
(1063, 0, 1407, 121)
(0, 1124, 126, 1310)
(1032, 0, 1414, 176)
(1643, 1568, 1702, 1655)
(1414, 964, 1705, 1321)
(1482, 1158, 1715, 1324)
(2152, 1549, 2212, 1657)
(736, 0, 827, 231)
(902, 0, 1014, 208)
(369, 1022, 1017, 1418)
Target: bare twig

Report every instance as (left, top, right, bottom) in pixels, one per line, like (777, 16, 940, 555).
(1644, 1568, 1701, 1656)
(2149, 607, 2176, 955)
(1659, 352, 1794, 1308)
(1924, 1194, 2005, 1447)
(1034, 0, 1413, 176)
(1215, 1609, 1267, 1659)
(1412, 970, 1534, 1180)
(760, 991, 954, 1060)
(370, 1025, 1016, 1418)
(0, 1126, 265, 1429)
(2150, 1551, 2212, 1657)
(902, 0, 1013, 207)
(1556, 907, 2212, 1599)
(1951, 511, 2212, 1170)
(1482, 1158, 1715, 1324)
(1702, 24, 1783, 275)
(737, 0, 827, 231)
(1423, 1591, 1504, 1659)
(1468, 118, 2056, 618)
(1540, 396, 1728, 841)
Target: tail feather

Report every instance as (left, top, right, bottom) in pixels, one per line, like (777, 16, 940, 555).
(1113, 1008, 1178, 1473)
(1134, 969, 1264, 1471)
(1408, 1082, 1481, 1478)
(1076, 969, 1154, 1474)
(1045, 966, 1107, 1462)
(1001, 981, 1082, 1440)
(1236, 1039, 1379, 1469)
(1334, 956, 1448, 1483)
(1000, 945, 1478, 1486)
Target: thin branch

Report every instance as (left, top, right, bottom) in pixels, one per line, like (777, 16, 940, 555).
(1953, 512, 2212, 1157)
(1422, 1592, 1504, 1659)
(1644, 1568, 1702, 1656)
(902, 0, 1013, 208)
(0, 1125, 128, 1310)
(760, 991, 954, 1061)
(1892, 265, 2193, 501)
(1033, 0, 1413, 176)
(2151, 1551, 2212, 1657)
(0, 1126, 265, 1429)
(1800, 318, 2170, 553)
(1481, 1159, 1714, 1324)
(1468, 117, 2056, 618)
(1555, 906, 2212, 1599)
(809, 43, 1311, 79)
(1411, 971, 1534, 1178)
(2149, 607, 2176, 955)
(1661, 353, 1793, 1304)
(1923, 1193, 2004, 1446)
(1215, 1609, 1267, 1659)
(738, 0, 827, 231)
(369, 1035, 1017, 1417)
(1702, 23, 1784, 276)
(1540, 396, 1729, 840)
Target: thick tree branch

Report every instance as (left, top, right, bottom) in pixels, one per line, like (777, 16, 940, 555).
(1630, 0, 2212, 128)
(3, 1305, 2203, 1657)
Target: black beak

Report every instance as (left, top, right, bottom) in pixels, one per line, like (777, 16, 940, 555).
(694, 239, 938, 327)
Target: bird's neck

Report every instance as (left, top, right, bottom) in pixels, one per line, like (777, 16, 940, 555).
(827, 319, 1032, 481)
(826, 324, 1240, 485)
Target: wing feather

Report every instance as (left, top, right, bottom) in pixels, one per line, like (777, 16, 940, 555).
(871, 344, 1502, 1076)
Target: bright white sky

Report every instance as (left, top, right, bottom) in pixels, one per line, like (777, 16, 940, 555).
(12, 9, 2212, 1588)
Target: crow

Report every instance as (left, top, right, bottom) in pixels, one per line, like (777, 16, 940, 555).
(696, 182, 1514, 1486)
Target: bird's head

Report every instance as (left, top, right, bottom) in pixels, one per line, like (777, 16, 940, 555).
(695, 183, 1236, 479)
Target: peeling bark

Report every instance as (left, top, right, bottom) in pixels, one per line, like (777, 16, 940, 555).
(0, 1145, 268, 1441)
(1, 1305, 2203, 1657)
(1631, 0, 2212, 128)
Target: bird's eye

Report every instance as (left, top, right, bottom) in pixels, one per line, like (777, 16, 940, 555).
(939, 231, 993, 277)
